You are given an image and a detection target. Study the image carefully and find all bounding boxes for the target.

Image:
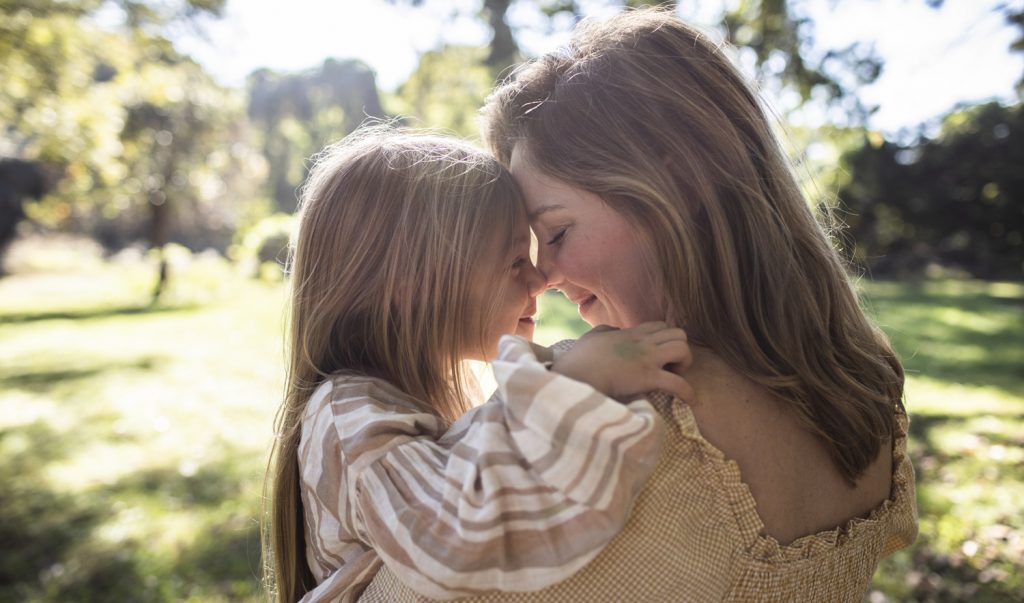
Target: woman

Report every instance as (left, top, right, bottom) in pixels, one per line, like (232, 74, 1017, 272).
(360, 8, 917, 602)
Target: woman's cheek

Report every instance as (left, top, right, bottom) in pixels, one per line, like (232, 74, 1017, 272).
(560, 245, 585, 280)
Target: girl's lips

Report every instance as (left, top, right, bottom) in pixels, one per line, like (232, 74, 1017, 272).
(515, 316, 536, 339)
(519, 302, 537, 324)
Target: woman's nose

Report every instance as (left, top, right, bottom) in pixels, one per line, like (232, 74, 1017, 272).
(534, 244, 561, 288)
(526, 262, 546, 297)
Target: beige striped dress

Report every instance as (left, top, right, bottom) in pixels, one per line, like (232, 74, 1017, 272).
(297, 335, 665, 602)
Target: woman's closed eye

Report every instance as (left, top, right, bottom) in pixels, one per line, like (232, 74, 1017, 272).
(547, 227, 568, 246)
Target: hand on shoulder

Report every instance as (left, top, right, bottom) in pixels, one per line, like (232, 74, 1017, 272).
(551, 322, 694, 403)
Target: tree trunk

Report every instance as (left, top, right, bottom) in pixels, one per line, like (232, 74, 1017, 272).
(149, 191, 169, 304)
(483, 0, 517, 72)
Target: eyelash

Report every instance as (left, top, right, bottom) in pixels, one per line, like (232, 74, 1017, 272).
(547, 228, 567, 245)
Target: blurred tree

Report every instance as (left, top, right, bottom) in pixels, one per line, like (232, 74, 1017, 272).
(0, 159, 55, 274)
(1, 0, 225, 130)
(385, 0, 883, 121)
(386, 46, 495, 139)
(386, 0, 520, 73)
(925, 0, 1024, 96)
(1006, 3, 1024, 95)
(117, 60, 260, 301)
(721, 0, 881, 123)
(247, 59, 387, 211)
(837, 102, 1024, 279)
(0, 0, 262, 298)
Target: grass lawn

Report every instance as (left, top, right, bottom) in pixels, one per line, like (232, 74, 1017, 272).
(0, 251, 1021, 602)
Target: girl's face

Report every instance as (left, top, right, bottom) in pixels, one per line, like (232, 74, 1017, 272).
(510, 146, 663, 328)
(469, 207, 546, 360)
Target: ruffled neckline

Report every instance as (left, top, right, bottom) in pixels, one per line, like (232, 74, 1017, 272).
(666, 397, 914, 564)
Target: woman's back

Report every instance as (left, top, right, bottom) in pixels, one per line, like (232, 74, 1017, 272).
(685, 347, 894, 545)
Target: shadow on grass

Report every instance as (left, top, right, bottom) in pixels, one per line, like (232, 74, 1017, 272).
(865, 286, 1024, 397)
(0, 421, 156, 602)
(887, 408, 1024, 602)
(177, 517, 263, 598)
(906, 411, 1024, 480)
(104, 458, 248, 508)
(0, 303, 204, 325)
(0, 357, 163, 394)
(907, 413, 959, 462)
(99, 452, 264, 599)
(873, 543, 1024, 602)
(0, 422, 263, 601)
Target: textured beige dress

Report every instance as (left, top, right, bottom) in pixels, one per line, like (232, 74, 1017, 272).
(358, 390, 918, 602)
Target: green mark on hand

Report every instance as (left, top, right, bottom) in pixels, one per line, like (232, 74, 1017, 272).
(613, 341, 645, 361)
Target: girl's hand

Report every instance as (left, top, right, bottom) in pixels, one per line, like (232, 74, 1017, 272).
(551, 322, 694, 403)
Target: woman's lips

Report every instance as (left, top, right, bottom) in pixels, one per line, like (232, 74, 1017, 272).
(576, 294, 597, 314)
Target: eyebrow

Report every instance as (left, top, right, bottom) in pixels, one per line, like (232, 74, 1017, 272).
(527, 204, 566, 221)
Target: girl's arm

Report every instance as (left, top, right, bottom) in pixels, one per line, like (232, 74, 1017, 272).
(303, 336, 666, 600)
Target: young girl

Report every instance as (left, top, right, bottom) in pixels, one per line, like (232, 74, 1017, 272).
(263, 127, 693, 602)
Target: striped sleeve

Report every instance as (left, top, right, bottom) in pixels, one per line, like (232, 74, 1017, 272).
(327, 336, 664, 600)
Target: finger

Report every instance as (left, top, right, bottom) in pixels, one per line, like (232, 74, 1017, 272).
(631, 321, 668, 334)
(588, 324, 618, 334)
(654, 371, 696, 404)
(653, 340, 692, 368)
(648, 327, 688, 345)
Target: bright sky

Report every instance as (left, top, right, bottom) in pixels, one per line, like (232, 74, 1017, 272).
(172, 0, 1023, 134)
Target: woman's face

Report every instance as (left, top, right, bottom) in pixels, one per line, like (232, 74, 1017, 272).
(510, 147, 663, 328)
(468, 206, 545, 360)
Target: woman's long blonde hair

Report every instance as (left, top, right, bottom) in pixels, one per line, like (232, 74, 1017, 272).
(262, 126, 523, 602)
(482, 8, 904, 486)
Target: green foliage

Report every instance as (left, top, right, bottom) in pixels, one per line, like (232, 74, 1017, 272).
(386, 46, 496, 140)
(382, 0, 884, 130)
(1, 1, 264, 255)
(837, 102, 1024, 279)
(386, 0, 519, 72)
(231, 213, 295, 280)
(723, 0, 881, 122)
(247, 59, 387, 212)
(535, 290, 590, 342)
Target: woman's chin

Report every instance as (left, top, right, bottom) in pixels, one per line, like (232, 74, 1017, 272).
(579, 300, 616, 328)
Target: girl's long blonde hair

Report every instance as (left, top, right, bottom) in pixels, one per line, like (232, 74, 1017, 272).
(482, 8, 904, 486)
(262, 126, 523, 602)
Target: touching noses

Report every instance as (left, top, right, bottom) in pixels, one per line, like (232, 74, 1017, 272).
(533, 244, 561, 289)
(525, 261, 546, 297)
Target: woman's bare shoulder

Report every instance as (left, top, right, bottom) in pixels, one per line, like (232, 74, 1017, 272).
(685, 348, 893, 545)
